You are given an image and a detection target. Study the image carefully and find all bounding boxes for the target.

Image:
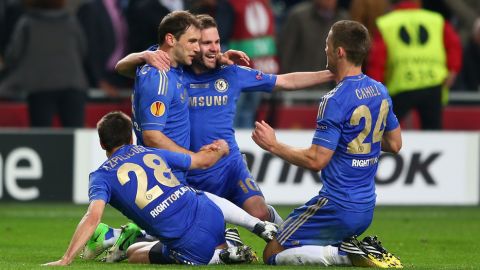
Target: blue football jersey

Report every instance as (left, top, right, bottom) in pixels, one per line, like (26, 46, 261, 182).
(186, 65, 277, 175)
(132, 64, 190, 181)
(312, 74, 399, 211)
(89, 145, 200, 244)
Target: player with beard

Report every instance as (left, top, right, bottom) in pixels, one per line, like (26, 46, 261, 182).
(116, 14, 334, 226)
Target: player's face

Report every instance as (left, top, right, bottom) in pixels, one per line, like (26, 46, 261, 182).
(195, 27, 221, 70)
(173, 26, 201, 66)
(325, 30, 337, 73)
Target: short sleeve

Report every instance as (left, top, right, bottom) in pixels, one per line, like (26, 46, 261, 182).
(312, 97, 342, 150)
(235, 65, 277, 93)
(157, 149, 192, 171)
(88, 172, 110, 203)
(136, 68, 172, 132)
(385, 97, 400, 132)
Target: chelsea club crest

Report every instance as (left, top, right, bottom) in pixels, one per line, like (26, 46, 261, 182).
(214, 79, 229, 93)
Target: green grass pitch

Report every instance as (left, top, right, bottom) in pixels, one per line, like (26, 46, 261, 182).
(0, 204, 479, 269)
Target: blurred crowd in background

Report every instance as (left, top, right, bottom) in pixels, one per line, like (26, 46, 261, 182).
(0, 0, 479, 128)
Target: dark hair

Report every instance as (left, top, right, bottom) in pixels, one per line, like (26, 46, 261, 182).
(196, 14, 217, 30)
(97, 111, 132, 152)
(330, 20, 371, 66)
(157, 11, 201, 45)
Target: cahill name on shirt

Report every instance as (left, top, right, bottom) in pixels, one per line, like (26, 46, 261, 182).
(355, 85, 381, 100)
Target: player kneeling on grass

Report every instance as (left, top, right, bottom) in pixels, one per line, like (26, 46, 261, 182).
(251, 20, 403, 268)
(43, 111, 255, 266)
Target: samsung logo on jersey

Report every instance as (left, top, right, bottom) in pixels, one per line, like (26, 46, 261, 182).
(352, 157, 379, 167)
(189, 83, 210, 89)
(355, 85, 381, 100)
(189, 95, 228, 107)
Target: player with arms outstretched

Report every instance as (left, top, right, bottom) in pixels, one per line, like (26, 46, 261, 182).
(81, 11, 277, 263)
(252, 20, 403, 268)
(116, 14, 334, 224)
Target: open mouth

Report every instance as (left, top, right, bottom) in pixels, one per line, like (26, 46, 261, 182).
(205, 53, 216, 61)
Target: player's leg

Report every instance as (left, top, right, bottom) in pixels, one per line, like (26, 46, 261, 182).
(209, 227, 257, 264)
(242, 195, 283, 225)
(231, 154, 283, 225)
(345, 235, 403, 268)
(80, 223, 121, 260)
(171, 192, 228, 265)
(265, 195, 373, 266)
(105, 223, 143, 262)
(126, 241, 166, 264)
(266, 241, 351, 266)
(204, 191, 277, 241)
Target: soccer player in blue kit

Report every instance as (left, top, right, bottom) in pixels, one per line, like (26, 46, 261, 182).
(116, 14, 334, 225)
(43, 111, 233, 266)
(252, 20, 403, 268)
(82, 11, 276, 263)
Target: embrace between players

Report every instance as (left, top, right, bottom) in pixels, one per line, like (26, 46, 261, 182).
(44, 10, 403, 268)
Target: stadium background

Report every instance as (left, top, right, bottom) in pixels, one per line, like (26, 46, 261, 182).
(1, 0, 480, 269)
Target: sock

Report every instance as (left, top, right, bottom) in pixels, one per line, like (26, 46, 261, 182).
(103, 228, 121, 248)
(266, 254, 277, 265)
(225, 240, 235, 248)
(274, 245, 351, 266)
(204, 192, 259, 230)
(208, 249, 224, 264)
(140, 230, 157, 241)
(267, 205, 284, 225)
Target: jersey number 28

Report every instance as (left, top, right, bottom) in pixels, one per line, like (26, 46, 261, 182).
(116, 154, 180, 209)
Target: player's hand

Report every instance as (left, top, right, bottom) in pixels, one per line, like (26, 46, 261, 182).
(218, 50, 250, 66)
(252, 120, 277, 152)
(213, 139, 229, 156)
(199, 140, 229, 156)
(42, 258, 70, 266)
(142, 49, 170, 71)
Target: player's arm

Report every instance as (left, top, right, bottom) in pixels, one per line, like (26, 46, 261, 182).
(381, 126, 402, 153)
(115, 50, 170, 78)
(189, 139, 230, 169)
(252, 121, 334, 171)
(43, 200, 106, 266)
(143, 130, 193, 154)
(274, 70, 334, 91)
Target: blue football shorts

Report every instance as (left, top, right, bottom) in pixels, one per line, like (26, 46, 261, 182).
(187, 152, 264, 207)
(276, 195, 374, 248)
(149, 193, 226, 265)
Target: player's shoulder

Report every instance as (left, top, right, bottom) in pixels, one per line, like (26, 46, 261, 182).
(218, 64, 238, 74)
(89, 166, 108, 183)
(137, 64, 170, 79)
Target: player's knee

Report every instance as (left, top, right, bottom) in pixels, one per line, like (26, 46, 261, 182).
(243, 197, 270, 221)
(127, 243, 154, 264)
(263, 238, 284, 264)
(251, 207, 270, 221)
